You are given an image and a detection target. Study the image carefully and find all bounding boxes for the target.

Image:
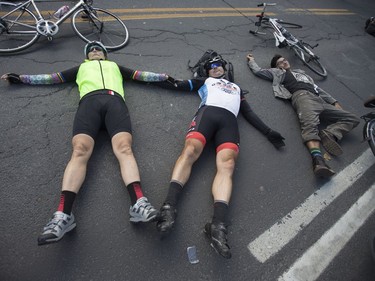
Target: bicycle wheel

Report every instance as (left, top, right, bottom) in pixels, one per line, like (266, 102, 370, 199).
(292, 42, 327, 77)
(0, 2, 39, 53)
(72, 8, 129, 51)
(364, 119, 375, 156)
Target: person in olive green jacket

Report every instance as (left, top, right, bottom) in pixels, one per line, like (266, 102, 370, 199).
(1, 41, 170, 245)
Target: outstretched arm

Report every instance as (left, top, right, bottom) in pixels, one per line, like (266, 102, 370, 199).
(131, 70, 168, 82)
(118, 66, 169, 83)
(157, 77, 205, 92)
(246, 54, 274, 81)
(240, 96, 285, 149)
(1, 66, 79, 85)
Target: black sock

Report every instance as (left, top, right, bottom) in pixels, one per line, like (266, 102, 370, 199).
(212, 201, 229, 225)
(164, 181, 183, 206)
(127, 181, 144, 205)
(57, 190, 76, 215)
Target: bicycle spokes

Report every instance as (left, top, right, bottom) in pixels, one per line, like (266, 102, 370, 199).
(0, 2, 40, 53)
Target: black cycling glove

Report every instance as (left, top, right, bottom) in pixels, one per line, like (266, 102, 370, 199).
(266, 129, 285, 149)
(166, 75, 178, 87)
(6, 73, 22, 84)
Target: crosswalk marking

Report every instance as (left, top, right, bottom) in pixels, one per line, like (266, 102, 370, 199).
(278, 183, 375, 281)
(248, 148, 375, 263)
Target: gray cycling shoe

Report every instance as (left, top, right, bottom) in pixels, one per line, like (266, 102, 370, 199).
(38, 211, 76, 246)
(129, 197, 158, 223)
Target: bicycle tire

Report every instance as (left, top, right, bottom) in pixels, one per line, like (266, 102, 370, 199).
(72, 8, 129, 51)
(292, 42, 327, 77)
(0, 2, 39, 53)
(364, 119, 375, 156)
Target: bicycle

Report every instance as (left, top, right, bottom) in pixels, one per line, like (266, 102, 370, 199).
(0, 0, 129, 53)
(249, 3, 327, 78)
(361, 96, 375, 156)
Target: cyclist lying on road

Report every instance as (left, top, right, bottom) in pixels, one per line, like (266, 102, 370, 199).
(1, 41, 170, 246)
(156, 56, 285, 259)
(246, 53, 360, 178)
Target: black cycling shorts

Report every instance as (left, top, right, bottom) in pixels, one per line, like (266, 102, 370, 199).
(186, 106, 240, 153)
(73, 93, 132, 139)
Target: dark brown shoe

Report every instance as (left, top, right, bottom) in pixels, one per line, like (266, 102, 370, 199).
(313, 156, 335, 178)
(319, 131, 343, 156)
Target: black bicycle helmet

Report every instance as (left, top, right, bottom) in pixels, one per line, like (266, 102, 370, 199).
(204, 56, 227, 74)
(84, 41, 108, 59)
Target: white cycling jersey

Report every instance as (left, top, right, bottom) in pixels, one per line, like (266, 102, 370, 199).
(197, 77, 241, 117)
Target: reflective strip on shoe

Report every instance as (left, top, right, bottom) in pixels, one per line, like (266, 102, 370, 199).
(129, 197, 158, 223)
(204, 223, 232, 259)
(37, 211, 76, 246)
(156, 204, 177, 234)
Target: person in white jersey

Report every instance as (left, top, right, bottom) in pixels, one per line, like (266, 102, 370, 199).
(155, 56, 285, 259)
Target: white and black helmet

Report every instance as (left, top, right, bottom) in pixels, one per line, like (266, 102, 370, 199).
(84, 41, 108, 59)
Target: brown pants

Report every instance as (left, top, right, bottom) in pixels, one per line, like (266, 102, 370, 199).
(291, 90, 360, 143)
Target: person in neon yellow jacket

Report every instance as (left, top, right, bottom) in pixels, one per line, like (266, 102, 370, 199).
(1, 41, 171, 245)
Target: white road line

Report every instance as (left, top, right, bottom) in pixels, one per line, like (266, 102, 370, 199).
(278, 183, 375, 281)
(248, 148, 375, 263)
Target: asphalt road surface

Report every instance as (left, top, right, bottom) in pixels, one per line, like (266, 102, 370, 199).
(1, 0, 375, 280)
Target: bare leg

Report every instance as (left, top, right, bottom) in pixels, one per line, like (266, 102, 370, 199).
(205, 148, 238, 260)
(111, 132, 140, 185)
(62, 134, 95, 193)
(112, 132, 157, 222)
(171, 138, 205, 184)
(305, 139, 320, 151)
(38, 134, 94, 246)
(212, 148, 238, 202)
(157, 138, 204, 233)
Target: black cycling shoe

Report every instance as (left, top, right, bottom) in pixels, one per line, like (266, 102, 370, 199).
(156, 204, 177, 234)
(204, 222, 231, 259)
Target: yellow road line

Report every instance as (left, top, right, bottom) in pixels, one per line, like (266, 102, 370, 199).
(0, 7, 356, 21)
(115, 12, 274, 21)
(286, 8, 351, 12)
(108, 8, 262, 13)
(286, 8, 355, 15)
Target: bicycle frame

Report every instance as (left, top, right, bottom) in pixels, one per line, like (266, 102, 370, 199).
(4, 0, 90, 36)
(268, 18, 296, 48)
(249, 2, 327, 77)
(251, 3, 298, 48)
